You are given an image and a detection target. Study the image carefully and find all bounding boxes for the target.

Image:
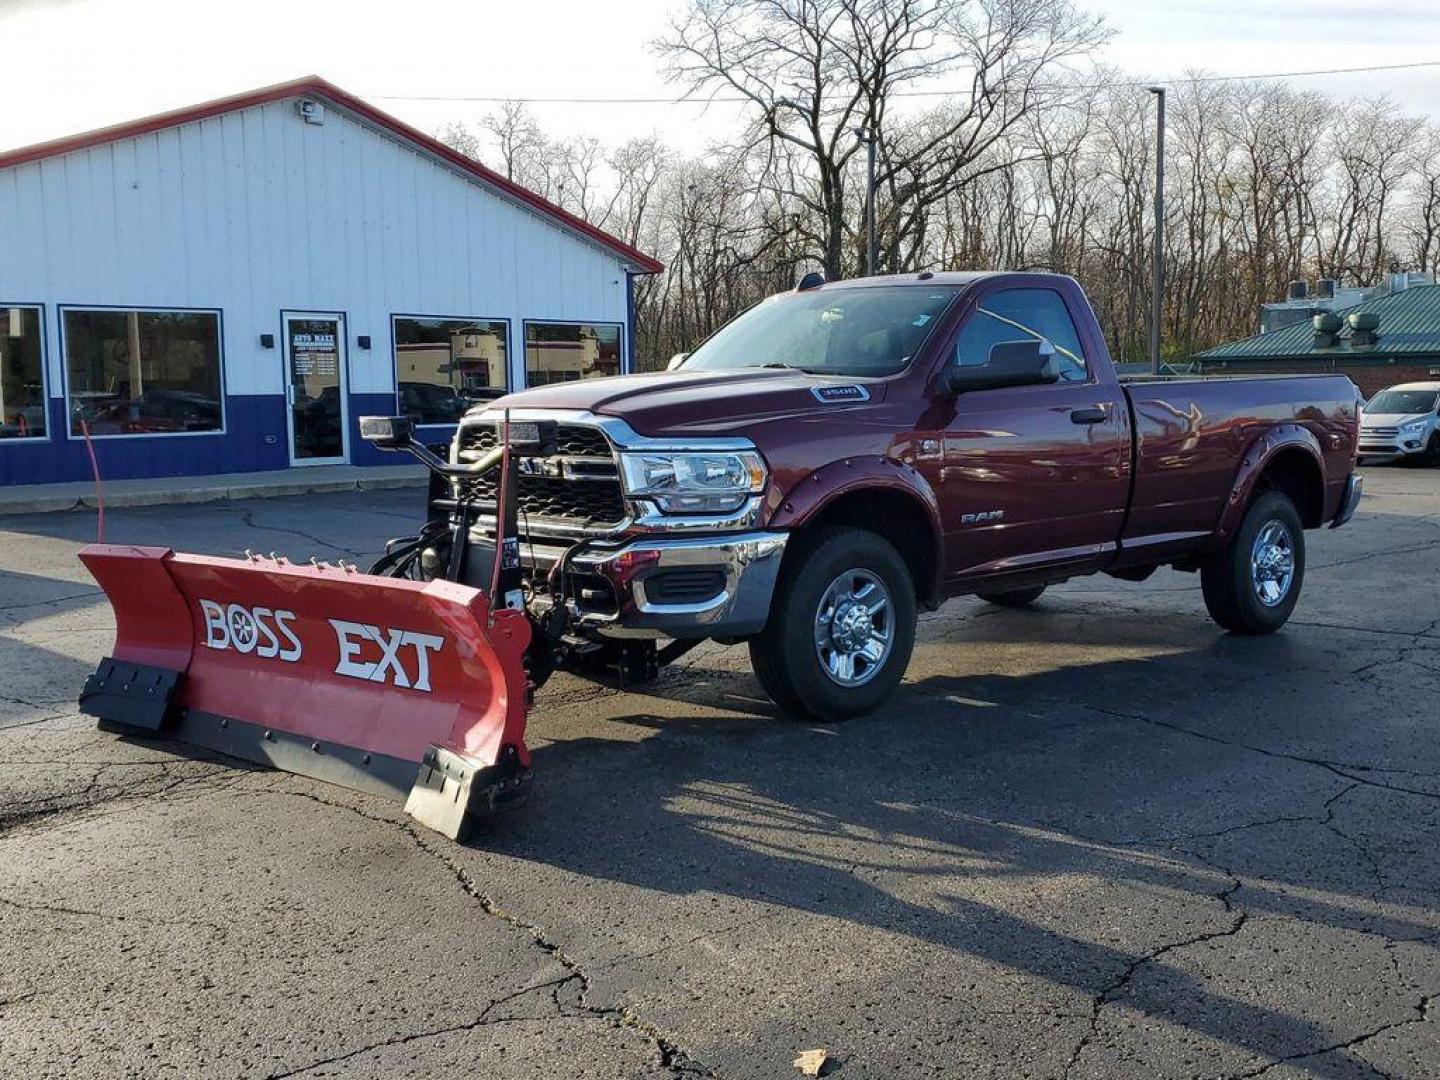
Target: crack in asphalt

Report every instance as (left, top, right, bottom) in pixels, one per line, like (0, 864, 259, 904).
(1063, 858, 1248, 1079)
(261, 975, 581, 1078)
(256, 788, 717, 1079)
(0, 893, 228, 934)
(1228, 993, 1436, 1079)
(0, 711, 75, 732)
(0, 759, 247, 839)
(1312, 539, 1440, 570)
(237, 511, 366, 558)
(1319, 786, 1393, 903)
(1085, 704, 1440, 803)
(0, 589, 103, 613)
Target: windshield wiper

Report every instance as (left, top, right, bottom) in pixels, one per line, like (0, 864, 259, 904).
(757, 362, 823, 373)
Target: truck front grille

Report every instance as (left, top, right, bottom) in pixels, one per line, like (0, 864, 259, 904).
(459, 422, 611, 459)
(455, 420, 627, 529)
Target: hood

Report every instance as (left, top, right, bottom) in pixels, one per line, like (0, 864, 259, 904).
(481, 368, 886, 438)
(1362, 412, 1432, 427)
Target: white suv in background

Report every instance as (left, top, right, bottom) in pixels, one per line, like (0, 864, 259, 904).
(1359, 382, 1440, 465)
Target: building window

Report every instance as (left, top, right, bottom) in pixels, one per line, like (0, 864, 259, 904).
(1, 305, 46, 439)
(63, 308, 223, 437)
(524, 322, 622, 386)
(393, 316, 509, 425)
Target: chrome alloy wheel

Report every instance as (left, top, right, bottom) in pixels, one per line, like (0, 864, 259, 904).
(814, 568, 893, 686)
(1250, 520, 1296, 607)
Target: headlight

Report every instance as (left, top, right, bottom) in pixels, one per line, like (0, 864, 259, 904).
(1401, 420, 1426, 435)
(619, 450, 767, 514)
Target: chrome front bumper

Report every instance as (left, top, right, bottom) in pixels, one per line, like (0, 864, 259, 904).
(567, 531, 788, 640)
(1331, 472, 1363, 529)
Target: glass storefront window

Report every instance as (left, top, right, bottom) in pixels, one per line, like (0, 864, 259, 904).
(0, 306, 45, 439)
(524, 322, 622, 386)
(393, 316, 509, 425)
(63, 308, 223, 436)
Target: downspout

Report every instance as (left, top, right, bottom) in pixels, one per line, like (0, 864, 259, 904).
(625, 270, 637, 375)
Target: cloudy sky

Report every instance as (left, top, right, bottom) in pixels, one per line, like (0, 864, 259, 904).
(1, 0, 1436, 155)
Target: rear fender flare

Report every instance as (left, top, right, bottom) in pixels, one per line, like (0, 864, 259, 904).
(765, 456, 945, 605)
(1219, 425, 1325, 538)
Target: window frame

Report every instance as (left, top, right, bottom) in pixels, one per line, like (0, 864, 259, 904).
(0, 301, 50, 444)
(390, 312, 513, 429)
(59, 303, 228, 441)
(522, 318, 626, 389)
(950, 285, 1096, 388)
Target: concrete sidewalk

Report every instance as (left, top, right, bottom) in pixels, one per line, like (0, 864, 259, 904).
(0, 464, 427, 515)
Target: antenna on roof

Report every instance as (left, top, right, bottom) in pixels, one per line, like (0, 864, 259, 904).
(796, 271, 826, 292)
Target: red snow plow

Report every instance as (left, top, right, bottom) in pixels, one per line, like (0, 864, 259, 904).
(79, 415, 538, 839)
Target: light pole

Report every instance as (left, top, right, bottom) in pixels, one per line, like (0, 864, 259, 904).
(1148, 86, 1166, 376)
(854, 126, 877, 276)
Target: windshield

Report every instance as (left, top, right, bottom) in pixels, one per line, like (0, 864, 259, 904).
(1367, 390, 1439, 415)
(682, 286, 961, 377)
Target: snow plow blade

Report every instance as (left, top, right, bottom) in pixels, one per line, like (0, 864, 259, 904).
(77, 544, 532, 840)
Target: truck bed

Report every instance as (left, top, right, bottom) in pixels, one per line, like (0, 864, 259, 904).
(1119, 373, 1359, 559)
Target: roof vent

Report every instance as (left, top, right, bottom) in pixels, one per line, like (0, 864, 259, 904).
(1312, 312, 1342, 348)
(1348, 311, 1379, 349)
(1316, 278, 1336, 299)
(297, 99, 325, 126)
(1287, 280, 1309, 301)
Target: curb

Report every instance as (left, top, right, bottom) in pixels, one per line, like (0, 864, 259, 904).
(0, 473, 426, 517)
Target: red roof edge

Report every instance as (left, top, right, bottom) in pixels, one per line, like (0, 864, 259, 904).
(0, 75, 664, 275)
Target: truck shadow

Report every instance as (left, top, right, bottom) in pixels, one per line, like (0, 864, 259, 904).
(505, 637, 1438, 1076)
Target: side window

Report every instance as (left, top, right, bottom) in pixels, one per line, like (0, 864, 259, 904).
(953, 288, 1088, 382)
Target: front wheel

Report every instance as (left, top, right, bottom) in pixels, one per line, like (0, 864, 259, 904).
(1424, 434, 1440, 467)
(1200, 490, 1305, 635)
(749, 527, 917, 721)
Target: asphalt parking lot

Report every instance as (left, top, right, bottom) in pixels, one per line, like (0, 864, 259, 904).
(2, 467, 1438, 1080)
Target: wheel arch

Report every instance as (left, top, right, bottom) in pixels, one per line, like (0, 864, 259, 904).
(767, 461, 945, 609)
(1221, 426, 1328, 536)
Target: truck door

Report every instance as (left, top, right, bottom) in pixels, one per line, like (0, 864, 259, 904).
(928, 285, 1130, 587)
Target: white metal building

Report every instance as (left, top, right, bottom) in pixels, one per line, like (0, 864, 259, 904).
(0, 77, 662, 486)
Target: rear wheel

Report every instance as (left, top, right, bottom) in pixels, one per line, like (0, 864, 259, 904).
(749, 527, 916, 720)
(977, 586, 1046, 608)
(1200, 490, 1305, 635)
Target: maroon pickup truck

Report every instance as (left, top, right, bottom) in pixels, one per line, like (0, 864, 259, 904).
(410, 272, 1362, 719)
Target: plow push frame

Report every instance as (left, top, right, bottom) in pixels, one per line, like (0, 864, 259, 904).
(79, 414, 546, 840)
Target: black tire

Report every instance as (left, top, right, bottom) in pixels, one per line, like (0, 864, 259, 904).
(1424, 434, 1440, 467)
(749, 526, 917, 721)
(1200, 490, 1305, 635)
(977, 586, 1046, 608)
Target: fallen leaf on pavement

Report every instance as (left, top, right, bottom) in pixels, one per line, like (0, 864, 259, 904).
(794, 1048, 829, 1076)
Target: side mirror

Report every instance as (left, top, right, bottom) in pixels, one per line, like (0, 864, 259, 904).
(359, 415, 414, 450)
(666, 352, 689, 371)
(944, 339, 1060, 395)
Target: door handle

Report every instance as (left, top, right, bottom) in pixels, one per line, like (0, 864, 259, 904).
(1070, 406, 1108, 425)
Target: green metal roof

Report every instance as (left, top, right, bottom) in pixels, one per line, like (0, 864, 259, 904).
(1196, 285, 1440, 361)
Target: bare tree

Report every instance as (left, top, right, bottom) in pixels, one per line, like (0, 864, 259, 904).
(1406, 124, 1440, 274)
(1321, 97, 1422, 284)
(657, 0, 1110, 279)
(436, 121, 484, 161)
(482, 100, 546, 182)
